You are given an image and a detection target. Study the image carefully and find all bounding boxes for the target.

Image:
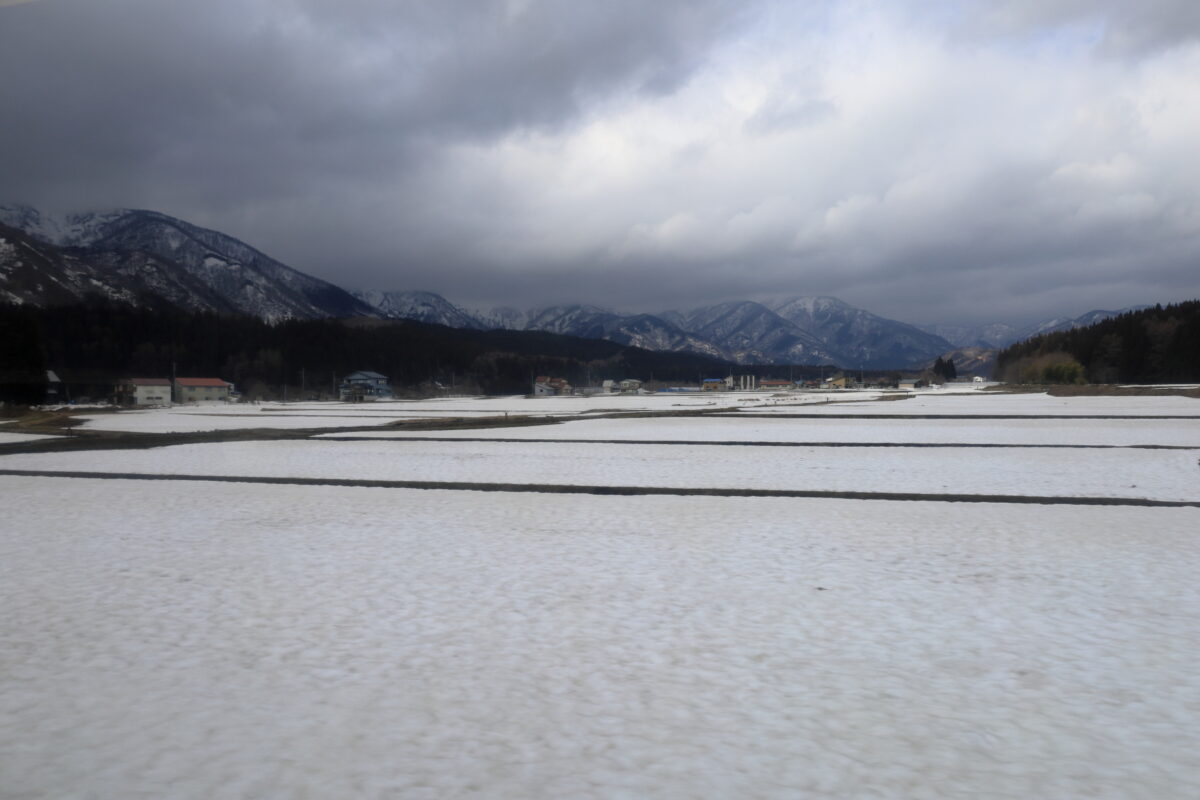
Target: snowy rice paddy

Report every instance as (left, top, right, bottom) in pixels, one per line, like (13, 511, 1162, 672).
(2, 388, 1199, 798)
(0, 431, 59, 445)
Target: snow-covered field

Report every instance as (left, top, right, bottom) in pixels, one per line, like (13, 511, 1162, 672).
(0, 431, 59, 445)
(321, 413, 1200, 447)
(4, 438, 1198, 502)
(70, 402, 524, 434)
(69, 391, 891, 433)
(2, 390, 1199, 798)
(724, 391, 1200, 416)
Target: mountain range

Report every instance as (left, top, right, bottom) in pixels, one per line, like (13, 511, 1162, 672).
(0, 205, 372, 321)
(350, 290, 961, 367)
(1, 204, 1146, 370)
(918, 308, 1147, 351)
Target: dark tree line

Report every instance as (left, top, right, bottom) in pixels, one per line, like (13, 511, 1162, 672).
(995, 300, 1200, 384)
(0, 300, 732, 402)
(931, 356, 957, 381)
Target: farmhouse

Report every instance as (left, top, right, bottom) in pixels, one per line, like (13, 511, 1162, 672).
(533, 376, 572, 396)
(174, 377, 233, 403)
(116, 378, 172, 406)
(340, 371, 392, 401)
(759, 379, 793, 390)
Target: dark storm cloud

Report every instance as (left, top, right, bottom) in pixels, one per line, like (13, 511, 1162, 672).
(2, 0, 1198, 326)
(0, 0, 740, 207)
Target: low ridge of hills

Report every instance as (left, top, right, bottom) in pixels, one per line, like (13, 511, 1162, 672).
(1, 204, 1148, 371)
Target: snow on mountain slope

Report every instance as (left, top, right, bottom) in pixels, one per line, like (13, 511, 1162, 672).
(0, 221, 233, 312)
(0, 205, 127, 248)
(465, 303, 725, 359)
(82, 210, 374, 321)
(924, 307, 1151, 350)
(513, 305, 716, 358)
(355, 289, 484, 329)
(680, 301, 839, 364)
(1, 205, 375, 321)
(1015, 308, 1148, 341)
(768, 296, 953, 368)
(920, 322, 1020, 349)
(472, 306, 532, 330)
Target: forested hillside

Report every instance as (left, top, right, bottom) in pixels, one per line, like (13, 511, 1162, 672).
(995, 301, 1200, 384)
(0, 301, 730, 400)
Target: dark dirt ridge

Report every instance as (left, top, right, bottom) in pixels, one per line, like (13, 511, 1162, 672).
(2, 468, 1196, 508)
(324, 436, 1198, 451)
(0, 407, 736, 455)
(991, 384, 1200, 398)
(726, 413, 1200, 419)
(2, 384, 1196, 456)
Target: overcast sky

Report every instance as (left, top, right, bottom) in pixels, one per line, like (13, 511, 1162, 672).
(2, 0, 1198, 325)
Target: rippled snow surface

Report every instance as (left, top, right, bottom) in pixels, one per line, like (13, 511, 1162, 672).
(2, 391, 1199, 798)
(5, 437, 1200, 502)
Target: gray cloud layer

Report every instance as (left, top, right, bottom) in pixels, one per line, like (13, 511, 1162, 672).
(2, 0, 1198, 325)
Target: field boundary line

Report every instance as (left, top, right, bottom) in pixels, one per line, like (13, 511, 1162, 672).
(318, 436, 1200, 450)
(3, 469, 1198, 508)
(723, 413, 1200, 420)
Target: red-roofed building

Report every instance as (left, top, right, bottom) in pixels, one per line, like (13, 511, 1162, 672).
(533, 376, 572, 396)
(174, 377, 234, 403)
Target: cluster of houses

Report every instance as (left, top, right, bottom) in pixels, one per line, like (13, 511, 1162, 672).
(533, 377, 651, 396)
(531, 372, 973, 397)
(115, 377, 236, 406)
(16, 366, 981, 408)
(113, 370, 400, 406)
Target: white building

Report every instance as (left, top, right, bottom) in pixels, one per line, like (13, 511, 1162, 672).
(117, 378, 172, 406)
(174, 377, 234, 403)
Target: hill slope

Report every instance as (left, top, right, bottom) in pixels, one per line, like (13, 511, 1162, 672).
(0, 205, 374, 321)
(995, 301, 1200, 383)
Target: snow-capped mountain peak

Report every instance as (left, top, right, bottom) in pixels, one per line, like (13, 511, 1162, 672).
(0, 204, 129, 248)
